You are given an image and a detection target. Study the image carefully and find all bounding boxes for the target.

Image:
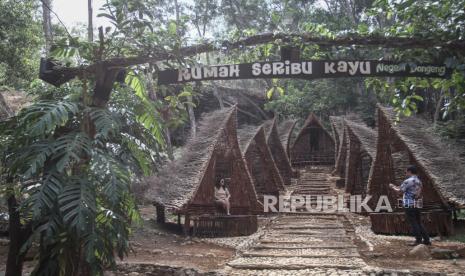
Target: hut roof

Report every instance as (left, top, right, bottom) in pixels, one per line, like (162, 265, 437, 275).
(329, 116, 345, 140)
(0, 90, 30, 119)
(262, 119, 274, 138)
(294, 113, 333, 143)
(237, 124, 261, 153)
(277, 119, 297, 149)
(344, 119, 377, 159)
(379, 105, 465, 207)
(145, 107, 236, 210)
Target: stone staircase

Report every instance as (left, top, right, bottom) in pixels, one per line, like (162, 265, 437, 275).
(223, 166, 370, 275)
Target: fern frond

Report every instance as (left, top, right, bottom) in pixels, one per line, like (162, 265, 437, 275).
(58, 177, 96, 233)
(53, 132, 92, 172)
(136, 111, 165, 146)
(88, 108, 122, 139)
(19, 101, 78, 136)
(121, 134, 152, 176)
(91, 152, 131, 205)
(22, 171, 64, 221)
(14, 140, 55, 177)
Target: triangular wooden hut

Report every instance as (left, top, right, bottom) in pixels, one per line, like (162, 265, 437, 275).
(290, 113, 335, 166)
(368, 105, 465, 235)
(238, 125, 285, 203)
(263, 118, 294, 186)
(146, 106, 262, 236)
(277, 119, 297, 159)
(344, 119, 377, 196)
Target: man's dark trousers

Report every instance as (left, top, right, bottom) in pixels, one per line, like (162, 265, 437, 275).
(405, 207, 430, 243)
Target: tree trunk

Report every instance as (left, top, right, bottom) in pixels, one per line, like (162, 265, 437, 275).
(42, 0, 53, 54)
(87, 0, 93, 42)
(5, 195, 31, 276)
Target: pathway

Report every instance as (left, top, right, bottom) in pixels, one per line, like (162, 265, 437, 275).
(224, 166, 370, 275)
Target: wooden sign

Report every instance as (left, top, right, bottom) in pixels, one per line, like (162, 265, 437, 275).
(157, 60, 451, 85)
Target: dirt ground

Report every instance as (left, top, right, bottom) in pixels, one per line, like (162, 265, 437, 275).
(2, 206, 465, 275)
(123, 206, 236, 272)
(349, 212, 465, 275)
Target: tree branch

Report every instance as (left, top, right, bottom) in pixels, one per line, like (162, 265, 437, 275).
(47, 33, 465, 84)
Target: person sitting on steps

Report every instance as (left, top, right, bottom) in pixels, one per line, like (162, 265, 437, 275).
(389, 165, 431, 246)
(214, 178, 231, 215)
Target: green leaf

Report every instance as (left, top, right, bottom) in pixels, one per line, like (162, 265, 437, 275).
(53, 132, 92, 173)
(168, 21, 177, 36)
(20, 101, 78, 136)
(266, 87, 274, 99)
(59, 177, 96, 233)
(125, 72, 146, 100)
(89, 108, 122, 139)
(177, 91, 191, 98)
(411, 95, 424, 101)
(22, 171, 64, 221)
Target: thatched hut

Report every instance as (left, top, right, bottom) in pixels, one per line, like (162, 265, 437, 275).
(145, 106, 262, 237)
(368, 105, 465, 235)
(263, 118, 294, 186)
(290, 113, 335, 166)
(238, 125, 285, 203)
(344, 119, 377, 196)
(277, 119, 297, 159)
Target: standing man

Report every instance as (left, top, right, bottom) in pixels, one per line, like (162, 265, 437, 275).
(389, 165, 431, 246)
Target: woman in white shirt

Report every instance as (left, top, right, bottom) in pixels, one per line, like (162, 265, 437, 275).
(214, 178, 231, 215)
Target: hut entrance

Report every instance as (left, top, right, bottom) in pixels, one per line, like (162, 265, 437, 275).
(309, 127, 320, 152)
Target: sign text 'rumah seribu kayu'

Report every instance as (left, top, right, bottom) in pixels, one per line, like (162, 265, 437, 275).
(157, 60, 451, 85)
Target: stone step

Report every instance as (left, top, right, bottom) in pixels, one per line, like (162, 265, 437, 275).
(270, 224, 345, 230)
(272, 227, 347, 236)
(270, 225, 345, 229)
(254, 243, 358, 250)
(227, 256, 365, 270)
(243, 248, 360, 258)
(260, 236, 352, 243)
(224, 268, 368, 276)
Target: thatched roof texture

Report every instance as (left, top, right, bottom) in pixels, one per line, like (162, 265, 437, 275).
(237, 124, 261, 154)
(277, 119, 297, 157)
(379, 105, 465, 207)
(344, 119, 377, 159)
(145, 107, 236, 210)
(329, 116, 345, 153)
(238, 124, 286, 195)
(263, 118, 294, 185)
